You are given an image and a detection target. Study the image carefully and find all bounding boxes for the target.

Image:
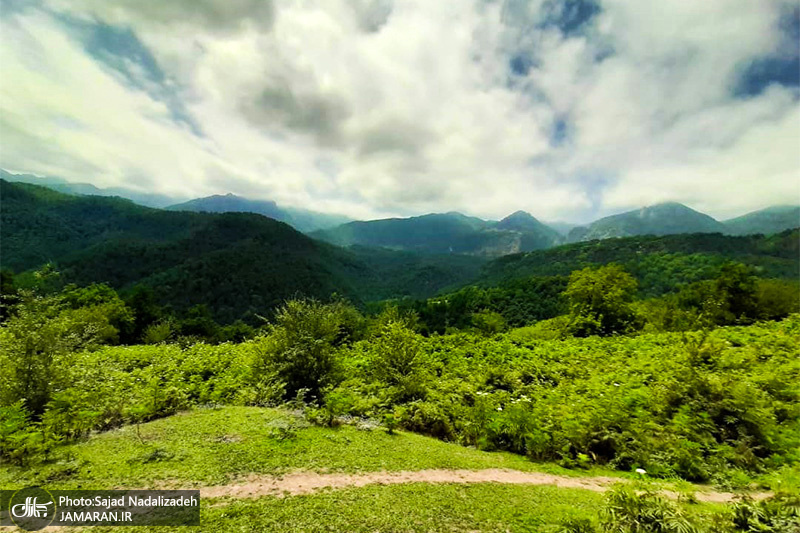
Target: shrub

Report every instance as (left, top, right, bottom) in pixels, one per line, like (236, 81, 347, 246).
(253, 299, 356, 401)
(601, 486, 699, 533)
(564, 264, 639, 337)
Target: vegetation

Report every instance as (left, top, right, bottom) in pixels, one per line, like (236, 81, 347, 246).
(567, 202, 726, 242)
(2, 267, 798, 486)
(312, 210, 562, 256)
(2, 180, 799, 531)
(0, 179, 484, 323)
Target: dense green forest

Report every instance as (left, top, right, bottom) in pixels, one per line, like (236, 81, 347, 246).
(311, 210, 563, 256)
(3, 179, 798, 335)
(0, 180, 485, 324)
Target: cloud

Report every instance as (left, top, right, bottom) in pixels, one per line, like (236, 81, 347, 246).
(0, 0, 797, 222)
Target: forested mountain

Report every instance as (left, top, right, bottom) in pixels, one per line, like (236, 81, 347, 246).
(0, 169, 182, 208)
(0, 180, 484, 322)
(167, 193, 352, 233)
(477, 230, 800, 295)
(567, 202, 727, 242)
(312, 211, 563, 257)
(723, 205, 800, 236)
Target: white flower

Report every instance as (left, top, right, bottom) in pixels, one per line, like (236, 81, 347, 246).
(635, 468, 647, 475)
(496, 406, 503, 411)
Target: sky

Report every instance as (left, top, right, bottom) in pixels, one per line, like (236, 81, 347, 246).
(0, 0, 798, 223)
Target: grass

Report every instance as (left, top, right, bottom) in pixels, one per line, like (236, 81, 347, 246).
(0, 406, 623, 489)
(77, 483, 607, 533)
(0, 407, 758, 532)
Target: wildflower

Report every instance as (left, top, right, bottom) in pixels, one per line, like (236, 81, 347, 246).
(496, 406, 503, 411)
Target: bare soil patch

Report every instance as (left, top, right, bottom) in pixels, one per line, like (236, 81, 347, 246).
(200, 468, 770, 503)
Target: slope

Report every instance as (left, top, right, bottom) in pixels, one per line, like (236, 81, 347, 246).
(567, 202, 726, 242)
(0, 180, 484, 322)
(167, 193, 352, 232)
(1, 168, 182, 208)
(312, 211, 562, 257)
(723, 205, 800, 236)
(476, 230, 800, 296)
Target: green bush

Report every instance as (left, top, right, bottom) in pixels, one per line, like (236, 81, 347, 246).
(564, 264, 639, 337)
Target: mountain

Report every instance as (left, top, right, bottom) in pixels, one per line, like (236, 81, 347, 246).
(495, 211, 564, 250)
(0, 169, 183, 208)
(567, 202, 726, 242)
(542, 220, 578, 236)
(476, 230, 800, 297)
(0, 180, 484, 322)
(312, 211, 562, 257)
(723, 205, 800, 236)
(166, 193, 352, 233)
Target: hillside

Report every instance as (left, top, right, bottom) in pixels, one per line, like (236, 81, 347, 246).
(476, 230, 800, 294)
(3, 317, 794, 531)
(167, 193, 352, 233)
(0, 180, 484, 322)
(1, 168, 182, 208)
(723, 205, 800, 236)
(567, 202, 727, 242)
(312, 211, 562, 257)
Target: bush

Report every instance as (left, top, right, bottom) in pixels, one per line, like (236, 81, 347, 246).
(564, 264, 639, 337)
(601, 486, 699, 533)
(253, 299, 357, 401)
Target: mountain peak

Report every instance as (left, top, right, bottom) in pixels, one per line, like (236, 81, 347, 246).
(503, 210, 537, 221)
(496, 210, 548, 231)
(568, 202, 725, 242)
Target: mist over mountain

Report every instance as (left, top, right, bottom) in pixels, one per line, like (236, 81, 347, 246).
(723, 205, 800, 236)
(567, 202, 728, 242)
(1, 169, 183, 208)
(167, 194, 352, 233)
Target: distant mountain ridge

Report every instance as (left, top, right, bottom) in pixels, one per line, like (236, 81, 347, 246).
(0, 180, 485, 323)
(1, 169, 183, 208)
(1, 169, 353, 233)
(567, 202, 727, 242)
(4, 168, 797, 252)
(311, 211, 564, 257)
(723, 205, 800, 236)
(166, 194, 352, 233)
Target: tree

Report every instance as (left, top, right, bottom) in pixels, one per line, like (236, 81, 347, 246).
(253, 299, 359, 401)
(714, 262, 758, 324)
(563, 264, 638, 336)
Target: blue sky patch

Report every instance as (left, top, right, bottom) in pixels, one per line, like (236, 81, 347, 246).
(540, 0, 601, 37)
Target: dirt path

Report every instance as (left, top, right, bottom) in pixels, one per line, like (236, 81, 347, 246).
(200, 468, 770, 503)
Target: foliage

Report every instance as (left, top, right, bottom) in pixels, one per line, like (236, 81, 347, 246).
(478, 230, 800, 294)
(252, 299, 359, 401)
(564, 264, 639, 336)
(1, 288, 799, 484)
(601, 486, 698, 533)
(725, 492, 800, 532)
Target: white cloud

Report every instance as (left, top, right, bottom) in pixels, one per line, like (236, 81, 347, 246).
(1, 0, 798, 222)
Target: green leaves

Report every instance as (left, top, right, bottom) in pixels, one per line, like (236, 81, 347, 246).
(564, 264, 639, 336)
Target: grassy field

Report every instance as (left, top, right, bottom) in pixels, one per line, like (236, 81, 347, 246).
(92, 483, 608, 533)
(0, 406, 745, 532)
(0, 406, 625, 489)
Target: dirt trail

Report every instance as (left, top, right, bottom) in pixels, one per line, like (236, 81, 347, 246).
(200, 468, 770, 503)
